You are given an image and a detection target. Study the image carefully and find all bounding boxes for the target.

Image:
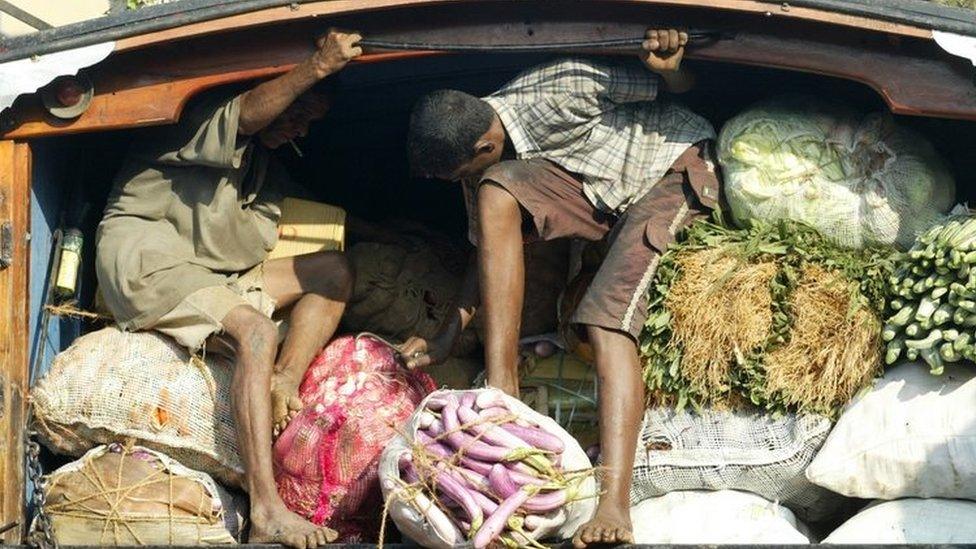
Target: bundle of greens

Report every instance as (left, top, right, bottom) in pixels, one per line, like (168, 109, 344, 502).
(640, 218, 896, 417)
(884, 215, 976, 374)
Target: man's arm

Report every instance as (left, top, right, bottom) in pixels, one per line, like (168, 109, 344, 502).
(640, 28, 695, 94)
(237, 29, 362, 136)
(400, 254, 480, 369)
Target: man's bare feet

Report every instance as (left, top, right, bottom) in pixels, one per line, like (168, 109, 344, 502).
(250, 504, 338, 548)
(271, 374, 303, 438)
(572, 505, 634, 548)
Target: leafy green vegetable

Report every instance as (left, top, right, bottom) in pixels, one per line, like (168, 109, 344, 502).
(640, 215, 896, 417)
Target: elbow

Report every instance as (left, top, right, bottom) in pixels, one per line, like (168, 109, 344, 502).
(236, 91, 259, 136)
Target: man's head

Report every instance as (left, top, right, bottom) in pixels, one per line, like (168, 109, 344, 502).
(407, 89, 504, 181)
(259, 91, 332, 149)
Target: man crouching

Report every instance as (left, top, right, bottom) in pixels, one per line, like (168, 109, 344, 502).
(96, 30, 362, 548)
(400, 30, 722, 546)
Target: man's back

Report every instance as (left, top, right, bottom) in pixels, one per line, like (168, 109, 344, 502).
(483, 57, 715, 213)
(96, 93, 282, 330)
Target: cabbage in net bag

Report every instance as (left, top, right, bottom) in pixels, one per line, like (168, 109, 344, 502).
(718, 97, 955, 249)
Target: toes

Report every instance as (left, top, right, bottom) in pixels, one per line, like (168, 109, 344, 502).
(288, 395, 304, 411)
(322, 527, 338, 543)
(314, 529, 327, 547)
(290, 534, 307, 549)
(620, 527, 635, 544)
(583, 526, 603, 544)
(305, 532, 318, 548)
(601, 528, 617, 544)
(572, 531, 587, 549)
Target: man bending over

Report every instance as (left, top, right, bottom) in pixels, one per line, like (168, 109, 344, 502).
(400, 29, 722, 546)
(96, 30, 362, 548)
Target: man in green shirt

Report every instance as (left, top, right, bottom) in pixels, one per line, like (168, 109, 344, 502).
(97, 30, 361, 548)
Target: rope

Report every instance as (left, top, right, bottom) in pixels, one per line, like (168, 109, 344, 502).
(44, 446, 224, 545)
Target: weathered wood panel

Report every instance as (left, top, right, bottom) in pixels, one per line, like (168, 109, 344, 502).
(0, 140, 31, 543)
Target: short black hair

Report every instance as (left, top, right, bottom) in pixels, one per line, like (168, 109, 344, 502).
(407, 89, 495, 178)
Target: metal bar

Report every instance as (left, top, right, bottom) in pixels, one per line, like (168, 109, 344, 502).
(360, 30, 729, 53)
(0, 0, 53, 31)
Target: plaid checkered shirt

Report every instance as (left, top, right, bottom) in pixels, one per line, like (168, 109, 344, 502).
(466, 57, 715, 231)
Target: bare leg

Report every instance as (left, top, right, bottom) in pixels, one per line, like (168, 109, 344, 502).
(478, 183, 525, 397)
(573, 326, 641, 547)
(222, 306, 337, 548)
(261, 251, 354, 437)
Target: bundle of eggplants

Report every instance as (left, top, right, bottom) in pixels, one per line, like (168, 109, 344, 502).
(397, 391, 591, 549)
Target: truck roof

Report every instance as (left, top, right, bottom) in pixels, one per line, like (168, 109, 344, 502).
(0, 0, 974, 64)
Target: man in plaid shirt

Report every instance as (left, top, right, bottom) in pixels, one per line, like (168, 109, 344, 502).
(401, 29, 722, 546)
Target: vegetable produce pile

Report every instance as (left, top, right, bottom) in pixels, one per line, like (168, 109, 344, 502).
(718, 97, 955, 250)
(380, 389, 595, 549)
(640, 218, 896, 417)
(884, 215, 976, 374)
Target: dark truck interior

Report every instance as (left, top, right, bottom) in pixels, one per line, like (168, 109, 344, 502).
(33, 52, 976, 305)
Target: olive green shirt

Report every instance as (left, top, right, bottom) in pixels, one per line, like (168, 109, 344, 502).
(96, 94, 284, 330)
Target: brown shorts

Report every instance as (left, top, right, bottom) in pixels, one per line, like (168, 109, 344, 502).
(478, 141, 722, 340)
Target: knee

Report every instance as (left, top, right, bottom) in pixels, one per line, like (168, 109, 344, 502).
(304, 252, 354, 301)
(223, 306, 277, 356)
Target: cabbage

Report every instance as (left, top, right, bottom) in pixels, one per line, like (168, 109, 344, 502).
(718, 98, 956, 249)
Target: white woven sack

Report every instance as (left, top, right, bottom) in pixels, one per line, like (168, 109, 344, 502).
(630, 490, 811, 544)
(631, 408, 842, 521)
(31, 326, 242, 486)
(806, 361, 976, 500)
(718, 98, 955, 249)
(824, 499, 976, 544)
(379, 388, 597, 548)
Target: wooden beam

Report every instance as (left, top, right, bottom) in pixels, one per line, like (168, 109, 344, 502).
(1, 50, 438, 139)
(0, 140, 31, 544)
(112, 0, 930, 53)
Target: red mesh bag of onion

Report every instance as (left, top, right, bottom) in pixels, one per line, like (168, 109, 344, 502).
(274, 334, 436, 542)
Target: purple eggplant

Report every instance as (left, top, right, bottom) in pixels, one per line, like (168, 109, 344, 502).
(499, 422, 565, 453)
(472, 487, 534, 549)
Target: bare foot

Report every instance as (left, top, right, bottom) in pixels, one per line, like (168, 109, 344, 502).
(271, 374, 303, 438)
(250, 505, 338, 548)
(572, 505, 634, 548)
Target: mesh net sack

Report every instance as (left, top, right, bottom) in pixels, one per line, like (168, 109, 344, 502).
(38, 443, 237, 546)
(718, 97, 956, 249)
(631, 408, 848, 522)
(31, 327, 242, 486)
(273, 334, 436, 542)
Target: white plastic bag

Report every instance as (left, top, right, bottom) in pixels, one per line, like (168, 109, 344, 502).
(378, 388, 596, 548)
(824, 499, 976, 543)
(632, 408, 844, 521)
(630, 490, 811, 544)
(806, 362, 976, 499)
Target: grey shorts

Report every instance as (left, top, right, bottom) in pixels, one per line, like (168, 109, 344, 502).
(152, 264, 276, 352)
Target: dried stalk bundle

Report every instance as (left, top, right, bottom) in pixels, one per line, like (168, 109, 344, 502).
(640, 218, 895, 417)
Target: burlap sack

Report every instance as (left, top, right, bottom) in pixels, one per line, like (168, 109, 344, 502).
(31, 327, 242, 486)
(37, 444, 237, 545)
(346, 239, 568, 357)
